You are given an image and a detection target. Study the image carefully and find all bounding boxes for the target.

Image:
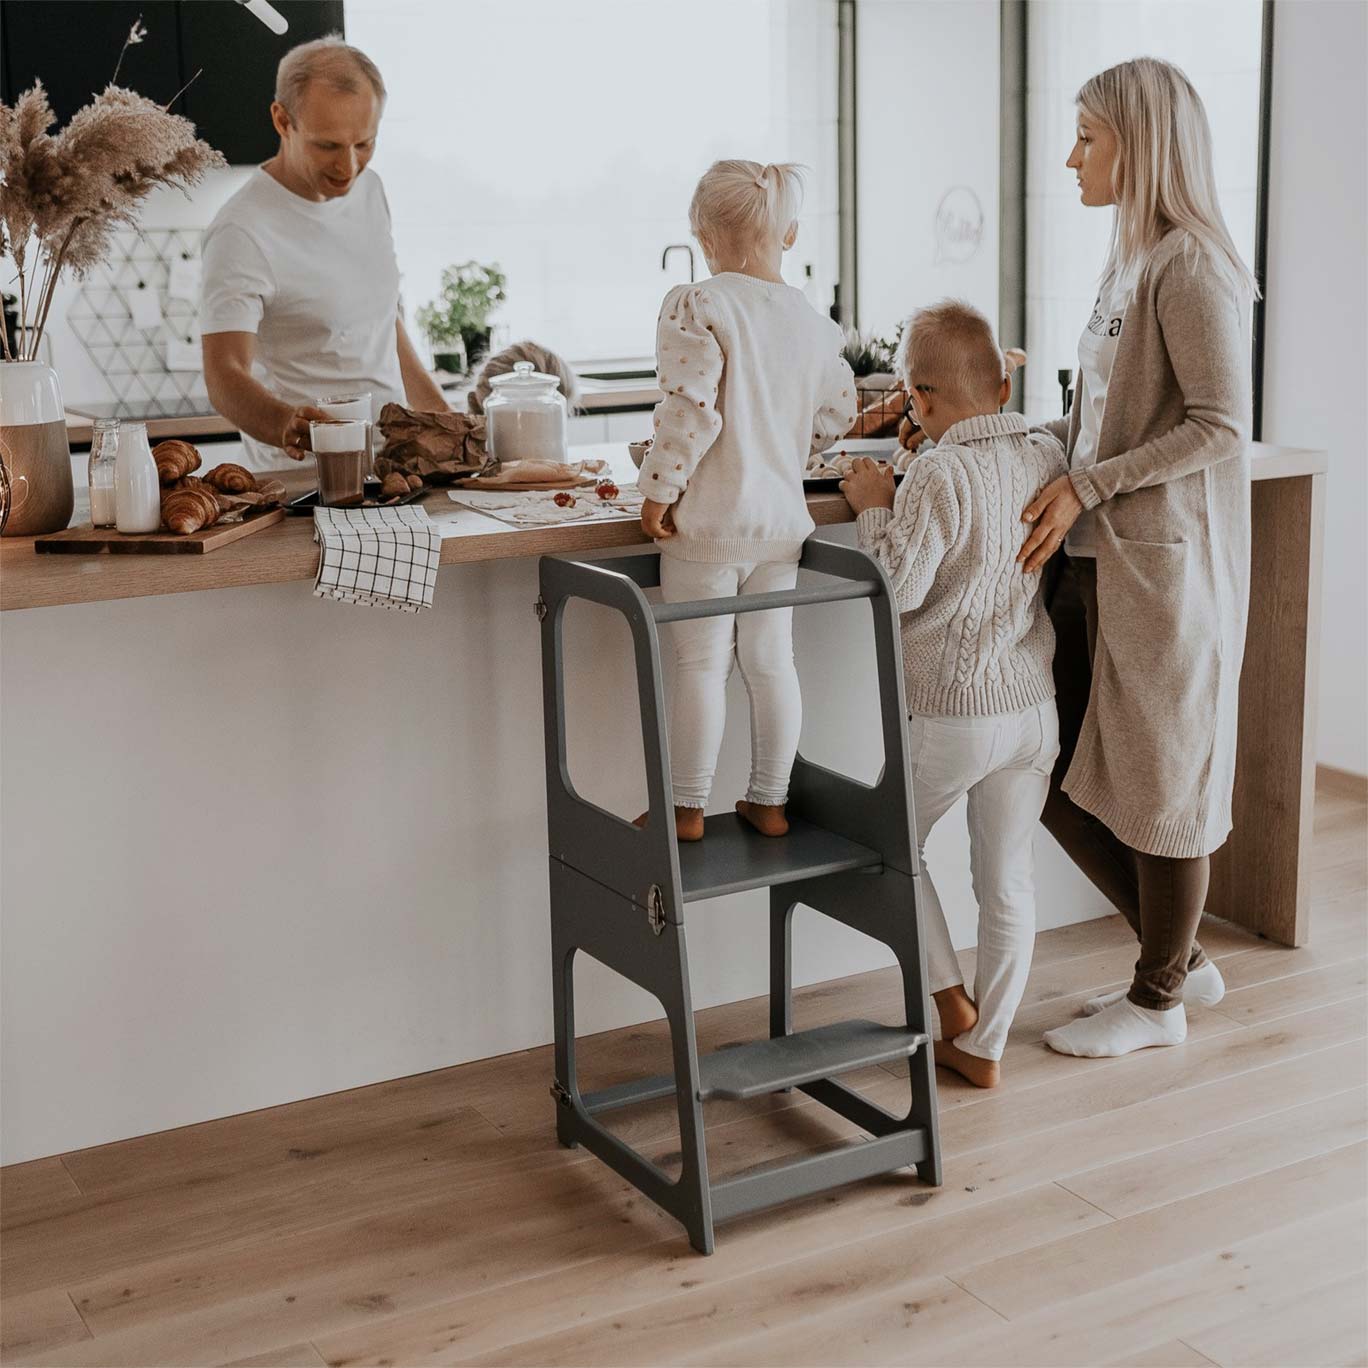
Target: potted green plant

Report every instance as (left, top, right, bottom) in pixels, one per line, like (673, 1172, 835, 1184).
(417, 261, 507, 374)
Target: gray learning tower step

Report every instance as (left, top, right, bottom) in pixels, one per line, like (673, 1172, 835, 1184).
(536, 539, 942, 1255)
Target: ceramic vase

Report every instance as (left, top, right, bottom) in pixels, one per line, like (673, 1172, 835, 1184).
(0, 361, 74, 536)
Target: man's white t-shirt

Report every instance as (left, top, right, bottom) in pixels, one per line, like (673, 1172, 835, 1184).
(1067, 283, 1126, 557)
(200, 166, 405, 468)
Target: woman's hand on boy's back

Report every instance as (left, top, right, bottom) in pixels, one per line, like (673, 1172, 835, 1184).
(840, 458, 896, 515)
(641, 498, 675, 539)
(1018, 475, 1084, 572)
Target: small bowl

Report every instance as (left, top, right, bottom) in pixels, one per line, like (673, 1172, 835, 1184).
(628, 438, 652, 469)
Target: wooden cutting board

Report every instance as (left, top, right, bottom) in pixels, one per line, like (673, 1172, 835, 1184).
(34, 507, 286, 555)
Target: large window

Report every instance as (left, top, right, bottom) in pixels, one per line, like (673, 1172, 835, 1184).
(856, 0, 1001, 340)
(347, 0, 840, 364)
(1023, 0, 1264, 421)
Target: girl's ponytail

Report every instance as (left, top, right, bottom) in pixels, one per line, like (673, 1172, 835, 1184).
(690, 159, 806, 251)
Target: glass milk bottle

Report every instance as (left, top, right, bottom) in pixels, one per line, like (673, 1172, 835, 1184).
(87, 418, 120, 527)
(114, 421, 161, 533)
(484, 361, 568, 465)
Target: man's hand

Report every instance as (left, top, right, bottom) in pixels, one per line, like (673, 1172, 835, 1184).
(641, 498, 675, 539)
(1018, 474, 1085, 572)
(840, 457, 896, 514)
(281, 404, 333, 461)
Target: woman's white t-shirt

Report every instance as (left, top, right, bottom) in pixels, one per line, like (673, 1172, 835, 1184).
(200, 167, 405, 469)
(1067, 283, 1127, 556)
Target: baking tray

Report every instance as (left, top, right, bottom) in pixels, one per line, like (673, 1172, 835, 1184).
(286, 485, 428, 516)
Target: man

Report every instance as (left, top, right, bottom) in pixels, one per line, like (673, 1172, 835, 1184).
(200, 37, 447, 468)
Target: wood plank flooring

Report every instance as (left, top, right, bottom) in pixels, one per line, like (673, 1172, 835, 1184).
(2, 786, 1364, 1368)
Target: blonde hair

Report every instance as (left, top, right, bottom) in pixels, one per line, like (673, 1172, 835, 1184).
(466, 340, 580, 415)
(688, 160, 804, 256)
(1078, 57, 1256, 298)
(275, 36, 387, 117)
(897, 299, 1006, 409)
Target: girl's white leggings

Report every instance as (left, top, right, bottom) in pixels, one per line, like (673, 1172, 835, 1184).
(659, 555, 801, 809)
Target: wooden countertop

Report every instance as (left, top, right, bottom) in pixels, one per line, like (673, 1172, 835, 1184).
(0, 442, 1327, 613)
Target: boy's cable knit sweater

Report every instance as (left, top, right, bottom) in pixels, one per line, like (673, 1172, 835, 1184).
(856, 412, 1068, 717)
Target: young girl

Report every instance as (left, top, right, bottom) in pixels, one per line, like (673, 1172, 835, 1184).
(638, 160, 856, 842)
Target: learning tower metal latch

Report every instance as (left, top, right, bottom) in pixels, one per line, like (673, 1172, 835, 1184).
(647, 884, 666, 936)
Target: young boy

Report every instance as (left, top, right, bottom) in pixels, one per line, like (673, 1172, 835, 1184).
(841, 300, 1067, 1088)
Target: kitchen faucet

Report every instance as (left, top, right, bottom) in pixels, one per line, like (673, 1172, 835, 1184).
(660, 243, 696, 282)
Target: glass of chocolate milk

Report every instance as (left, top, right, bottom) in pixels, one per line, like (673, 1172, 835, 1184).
(310, 419, 368, 507)
(316, 392, 373, 477)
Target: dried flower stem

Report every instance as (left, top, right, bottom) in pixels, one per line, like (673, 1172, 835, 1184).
(111, 16, 147, 87)
(26, 224, 78, 358)
(164, 68, 203, 113)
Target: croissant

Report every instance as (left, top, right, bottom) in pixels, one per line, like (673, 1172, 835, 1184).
(203, 463, 256, 494)
(161, 486, 222, 535)
(153, 439, 201, 485)
(380, 472, 410, 500)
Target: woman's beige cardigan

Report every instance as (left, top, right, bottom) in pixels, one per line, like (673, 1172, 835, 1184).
(1039, 230, 1252, 859)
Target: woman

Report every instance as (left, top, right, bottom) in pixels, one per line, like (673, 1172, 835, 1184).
(1018, 57, 1256, 1058)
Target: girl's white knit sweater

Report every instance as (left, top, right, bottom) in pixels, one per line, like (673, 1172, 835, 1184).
(638, 273, 857, 564)
(856, 412, 1069, 717)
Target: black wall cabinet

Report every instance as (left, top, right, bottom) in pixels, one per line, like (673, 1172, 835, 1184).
(0, 1, 346, 165)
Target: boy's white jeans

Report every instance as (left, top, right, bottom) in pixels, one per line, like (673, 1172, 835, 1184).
(659, 556, 801, 808)
(912, 700, 1060, 1062)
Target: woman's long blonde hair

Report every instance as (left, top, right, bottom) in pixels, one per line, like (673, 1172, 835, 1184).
(1078, 57, 1256, 298)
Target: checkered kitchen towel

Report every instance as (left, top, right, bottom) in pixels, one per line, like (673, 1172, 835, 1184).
(312, 505, 441, 612)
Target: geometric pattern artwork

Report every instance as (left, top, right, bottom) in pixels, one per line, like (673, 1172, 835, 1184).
(67, 228, 205, 410)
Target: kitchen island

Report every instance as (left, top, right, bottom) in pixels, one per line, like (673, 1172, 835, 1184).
(0, 442, 1326, 1162)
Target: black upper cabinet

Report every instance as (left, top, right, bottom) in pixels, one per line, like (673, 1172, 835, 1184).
(1, 2, 183, 124)
(179, 2, 345, 165)
(0, 1, 346, 165)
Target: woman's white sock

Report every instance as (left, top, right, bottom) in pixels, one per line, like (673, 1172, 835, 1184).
(1044, 998, 1187, 1058)
(1077, 963, 1231, 1017)
(1081, 960, 1226, 1016)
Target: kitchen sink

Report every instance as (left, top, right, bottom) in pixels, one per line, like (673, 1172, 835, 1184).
(575, 358, 657, 382)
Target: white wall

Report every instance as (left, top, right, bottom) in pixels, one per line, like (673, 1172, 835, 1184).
(0, 504, 1108, 1163)
(1262, 0, 1368, 776)
(856, 0, 1000, 339)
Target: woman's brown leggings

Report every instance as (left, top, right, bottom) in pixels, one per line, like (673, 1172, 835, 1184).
(1042, 556, 1210, 1011)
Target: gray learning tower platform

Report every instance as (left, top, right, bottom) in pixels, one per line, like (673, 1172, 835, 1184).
(536, 540, 942, 1254)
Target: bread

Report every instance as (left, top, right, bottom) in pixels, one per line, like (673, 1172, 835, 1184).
(161, 486, 222, 535)
(203, 463, 256, 494)
(380, 472, 410, 499)
(153, 439, 201, 485)
(476, 459, 578, 488)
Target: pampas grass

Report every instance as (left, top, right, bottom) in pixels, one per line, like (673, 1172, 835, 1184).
(0, 19, 224, 361)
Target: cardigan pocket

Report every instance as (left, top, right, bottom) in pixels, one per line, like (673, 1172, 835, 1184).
(1092, 534, 1220, 818)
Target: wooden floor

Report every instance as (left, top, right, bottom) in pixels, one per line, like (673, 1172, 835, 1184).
(3, 789, 1365, 1368)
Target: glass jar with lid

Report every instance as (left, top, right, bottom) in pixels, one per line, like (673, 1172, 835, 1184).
(87, 417, 120, 527)
(483, 361, 568, 465)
